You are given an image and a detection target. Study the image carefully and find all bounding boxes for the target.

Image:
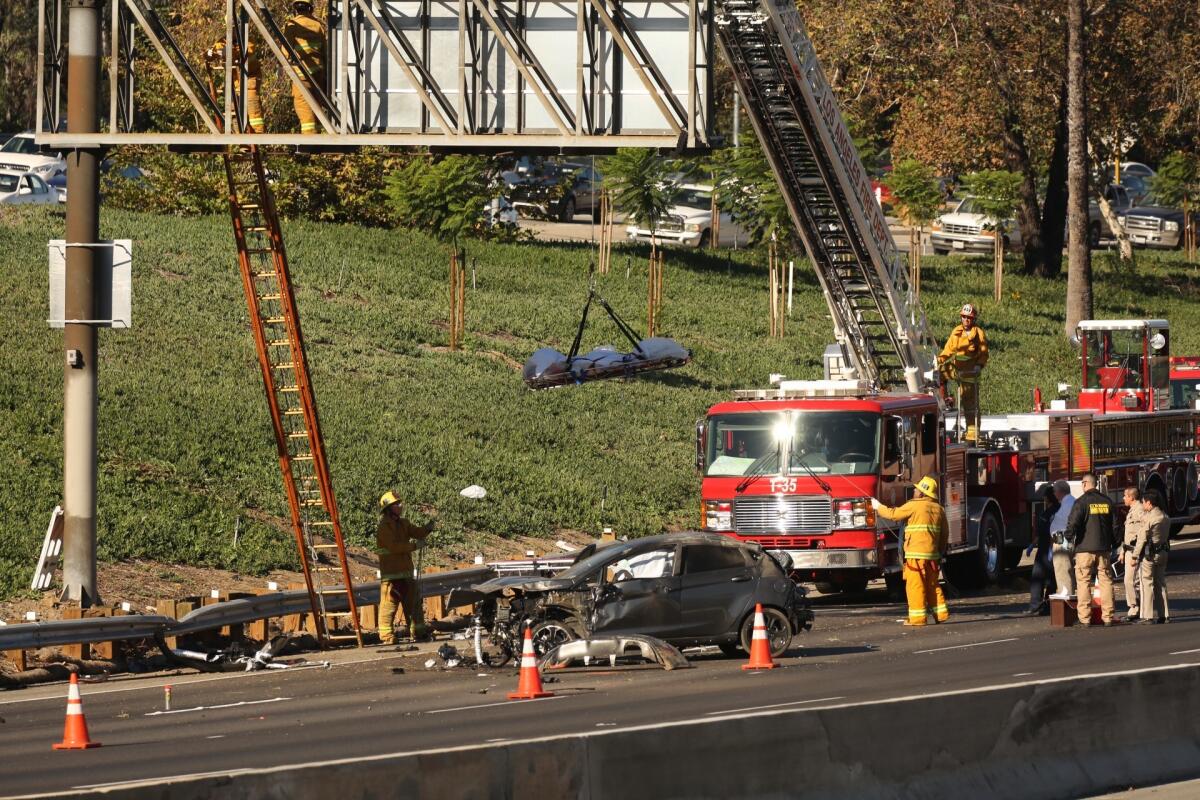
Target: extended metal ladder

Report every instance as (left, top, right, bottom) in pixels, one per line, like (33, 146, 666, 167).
(222, 147, 362, 648)
(714, 0, 941, 394)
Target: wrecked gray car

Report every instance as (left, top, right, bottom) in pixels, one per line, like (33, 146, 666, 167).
(449, 532, 813, 666)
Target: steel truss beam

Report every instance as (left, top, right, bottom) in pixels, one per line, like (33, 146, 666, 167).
(35, 0, 712, 149)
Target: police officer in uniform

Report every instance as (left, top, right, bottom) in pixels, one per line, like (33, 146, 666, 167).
(1065, 473, 1116, 627)
(1120, 486, 1147, 621)
(1137, 489, 1170, 624)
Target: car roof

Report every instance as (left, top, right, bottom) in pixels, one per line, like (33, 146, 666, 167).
(607, 531, 753, 555)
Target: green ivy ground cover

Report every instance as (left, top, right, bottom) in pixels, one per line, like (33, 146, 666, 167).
(2, 205, 1197, 598)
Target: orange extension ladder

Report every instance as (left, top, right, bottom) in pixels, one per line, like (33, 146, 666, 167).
(220, 146, 362, 648)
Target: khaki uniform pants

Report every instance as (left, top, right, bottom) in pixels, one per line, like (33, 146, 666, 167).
(1052, 549, 1075, 596)
(1123, 550, 1141, 616)
(904, 558, 948, 625)
(292, 83, 318, 134)
(379, 577, 425, 642)
(1139, 552, 1169, 621)
(1075, 552, 1114, 624)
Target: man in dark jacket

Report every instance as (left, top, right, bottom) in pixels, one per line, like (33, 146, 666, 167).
(1023, 484, 1059, 615)
(1065, 473, 1116, 626)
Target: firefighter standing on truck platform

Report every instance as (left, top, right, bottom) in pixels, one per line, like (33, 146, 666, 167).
(283, 0, 326, 134)
(376, 491, 433, 644)
(939, 303, 989, 444)
(204, 28, 264, 132)
(871, 476, 950, 626)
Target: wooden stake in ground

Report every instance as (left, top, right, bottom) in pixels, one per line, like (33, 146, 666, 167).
(710, 186, 720, 249)
(647, 250, 664, 337)
(449, 250, 466, 349)
(598, 191, 613, 275)
(993, 232, 1004, 304)
(767, 236, 784, 338)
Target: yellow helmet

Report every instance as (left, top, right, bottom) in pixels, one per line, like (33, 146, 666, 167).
(379, 490, 401, 510)
(914, 476, 939, 499)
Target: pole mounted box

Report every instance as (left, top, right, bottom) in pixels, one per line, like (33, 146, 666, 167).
(48, 240, 132, 328)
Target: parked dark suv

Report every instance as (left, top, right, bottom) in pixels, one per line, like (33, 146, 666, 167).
(501, 157, 601, 222)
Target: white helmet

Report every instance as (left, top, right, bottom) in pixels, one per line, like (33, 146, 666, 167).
(960, 303, 977, 320)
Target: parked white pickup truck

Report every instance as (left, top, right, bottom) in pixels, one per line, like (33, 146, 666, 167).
(626, 184, 744, 249)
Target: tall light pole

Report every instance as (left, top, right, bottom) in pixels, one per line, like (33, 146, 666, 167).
(62, 0, 102, 606)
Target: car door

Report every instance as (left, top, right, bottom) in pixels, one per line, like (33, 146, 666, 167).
(28, 175, 52, 205)
(589, 546, 682, 637)
(677, 544, 756, 638)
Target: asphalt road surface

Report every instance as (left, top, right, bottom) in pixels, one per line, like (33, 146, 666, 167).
(4, 532, 1200, 798)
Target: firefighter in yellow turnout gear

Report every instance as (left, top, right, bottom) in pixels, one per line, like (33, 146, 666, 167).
(376, 491, 433, 643)
(939, 303, 989, 443)
(283, 0, 327, 134)
(205, 36, 264, 132)
(872, 476, 950, 626)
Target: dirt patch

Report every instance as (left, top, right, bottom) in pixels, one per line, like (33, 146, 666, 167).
(154, 268, 187, 281)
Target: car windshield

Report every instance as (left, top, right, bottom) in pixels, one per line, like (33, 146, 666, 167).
(0, 174, 18, 192)
(556, 543, 645, 582)
(675, 187, 712, 210)
(706, 411, 881, 476)
(955, 197, 980, 214)
(0, 137, 36, 155)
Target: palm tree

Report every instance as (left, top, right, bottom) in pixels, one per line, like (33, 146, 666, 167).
(603, 148, 677, 263)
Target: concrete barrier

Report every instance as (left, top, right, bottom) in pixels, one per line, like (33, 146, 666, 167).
(40, 663, 1200, 800)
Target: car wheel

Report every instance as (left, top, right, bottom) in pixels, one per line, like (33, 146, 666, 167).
(739, 606, 792, 659)
(592, 203, 602, 223)
(559, 196, 577, 222)
(933, 247, 950, 256)
(697, 229, 711, 249)
(530, 618, 579, 657)
(1088, 222, 1101, 249)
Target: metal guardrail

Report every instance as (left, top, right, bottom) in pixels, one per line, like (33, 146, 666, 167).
(0, 566, 497, 654)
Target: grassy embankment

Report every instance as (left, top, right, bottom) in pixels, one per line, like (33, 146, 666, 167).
(1, 204, 1197, 598)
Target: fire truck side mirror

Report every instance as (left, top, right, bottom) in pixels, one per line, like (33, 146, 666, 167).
(695, 418, 706, 471)
(884, 416, 903, 465)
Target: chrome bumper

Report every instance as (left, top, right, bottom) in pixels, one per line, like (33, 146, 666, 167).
(781, 548, 879, 570)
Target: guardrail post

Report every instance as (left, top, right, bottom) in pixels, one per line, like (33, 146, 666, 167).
(60, 607, 90, 660)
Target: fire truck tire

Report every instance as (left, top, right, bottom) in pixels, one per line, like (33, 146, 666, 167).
(884, 573, 904, 600)
(814, 581, 837, 595)
(956, 510, 1004, 588)
(739, 606, 792, 658)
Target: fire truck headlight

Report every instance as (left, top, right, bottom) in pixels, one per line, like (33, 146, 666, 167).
(704, 500, 732, 530)
(835, 498, 876, 529)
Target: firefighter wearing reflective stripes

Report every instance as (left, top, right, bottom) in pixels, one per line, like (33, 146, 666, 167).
(205, 38, 264, 133)
(939, 303, 988, 443)
(377, 491, 433, 643)
(872, 476, 950, 626)
(283, 0, 326, 134)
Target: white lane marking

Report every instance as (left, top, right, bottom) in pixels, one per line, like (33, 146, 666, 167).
(206, 735, 226, 740)
(145, 697, 291, 716)
(1013, 672, 1033, 677)
(0, 653, 403, 707)
(54, 661, 1200, 797)
(1170, 648, 1200, 655)
(425, 695, 568, 714)
(914, 638, 1018, 655)
(484, 738, 509, 743)
(705, 696, 846, 716)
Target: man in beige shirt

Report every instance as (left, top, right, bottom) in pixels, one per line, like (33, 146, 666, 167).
(1136, 489, 1170, 624)
(1120, 486, 1147, 621)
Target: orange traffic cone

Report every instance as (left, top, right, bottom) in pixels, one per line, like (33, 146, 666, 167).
(507, 626, 554, 700)
(742, 603, 779, 671)
(53, 673, 101, 750)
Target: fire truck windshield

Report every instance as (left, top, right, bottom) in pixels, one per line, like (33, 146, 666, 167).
(705, 411, 880, 477)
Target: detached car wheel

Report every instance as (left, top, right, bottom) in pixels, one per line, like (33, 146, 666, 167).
(559, 196, 577, 222)
(739, 607, 793, 659)
(530, 618, 579, 657)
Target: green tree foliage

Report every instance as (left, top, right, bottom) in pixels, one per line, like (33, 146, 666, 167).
(710, 134, 793, 250)
(602, 148, 678, 243)
(383, 153, 503, 241)
(1151, 152, 1200, 209)
(0, 0, 37, 131)
(886, 158, 943, 228)
(960, 170, 1023, 234)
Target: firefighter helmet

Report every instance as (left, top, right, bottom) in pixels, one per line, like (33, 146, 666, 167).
(914, 476, 939, 499)
(960, 303, 977, 319)
(379, 490, 402, 511)
(292, 0, 314, 11)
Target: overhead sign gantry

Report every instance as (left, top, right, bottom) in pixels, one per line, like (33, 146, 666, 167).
(37, 0, 715, 150)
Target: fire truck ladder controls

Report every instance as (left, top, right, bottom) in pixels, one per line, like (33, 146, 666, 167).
(714, 0, 940, 395)
(222, 147, 362, 648)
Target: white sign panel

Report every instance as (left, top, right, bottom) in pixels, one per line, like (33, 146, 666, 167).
(48, 240, 132, 328)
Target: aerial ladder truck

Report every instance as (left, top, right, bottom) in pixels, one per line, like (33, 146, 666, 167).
(700, 0, 1200, 590)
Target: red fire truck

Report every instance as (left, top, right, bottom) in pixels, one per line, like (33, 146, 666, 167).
(702, 4, 1200, 591)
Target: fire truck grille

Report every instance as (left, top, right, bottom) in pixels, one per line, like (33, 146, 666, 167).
(733, 496, 833, 535)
